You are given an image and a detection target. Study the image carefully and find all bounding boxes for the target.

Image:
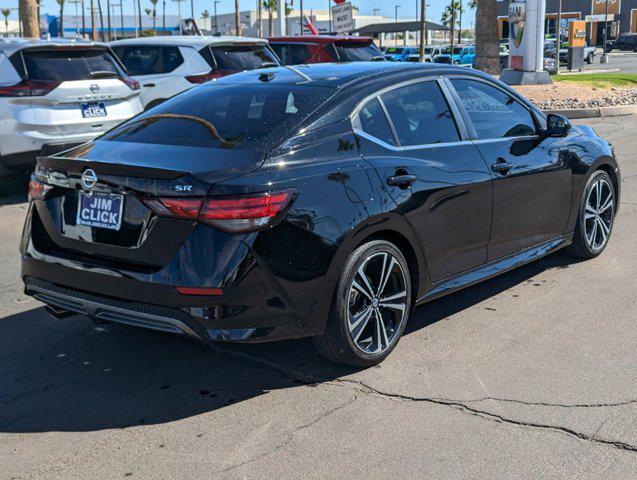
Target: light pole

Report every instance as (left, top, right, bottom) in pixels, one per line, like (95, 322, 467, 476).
(173, 0, 185, 34)
(110, 2, 121, 40)
(372, 8, 379, 16)
(601, 0, 610, 63)
(214, 0, 220, 33)
(69, 0, 82, 35)
(395, 5, 400, 22)
(556, 0, 562, 73)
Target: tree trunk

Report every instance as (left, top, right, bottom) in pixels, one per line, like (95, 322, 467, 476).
(90, 0, 96, 40)
(475, 0, 500, 74)
(268, 7, 273, 36)
(96, 0, 105, 41)
(59, 2, 64, 37)
(19, 0, 40, 38)
(234, 0, 240, 36)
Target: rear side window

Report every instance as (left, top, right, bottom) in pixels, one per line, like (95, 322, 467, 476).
(207, 45, 278, 71)
(112, 46, 183, 75)
(450, 78, 536, 139)
(21, 49, 124, 81)
(102, 83, 333, 149)
(269, 43, 312, 65)
(333, 42, 382, 62)
(381, 81, 460, 146)
(357, 98, 396, 146)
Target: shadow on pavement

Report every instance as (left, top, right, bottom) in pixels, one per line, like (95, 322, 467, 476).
(0, 251, 578, 434)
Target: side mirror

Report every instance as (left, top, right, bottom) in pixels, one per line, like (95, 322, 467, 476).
(546, 113, 571, 137)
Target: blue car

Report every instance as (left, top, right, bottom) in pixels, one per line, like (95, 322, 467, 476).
(434, 45, 476, 66)
(384, 46, 420, 62)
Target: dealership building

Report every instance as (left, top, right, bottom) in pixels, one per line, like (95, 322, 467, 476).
(497, 0, 637, 46)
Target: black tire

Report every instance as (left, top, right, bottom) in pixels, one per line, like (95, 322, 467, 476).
(567, 170, 616, 259)
(313, 240, 412, 367)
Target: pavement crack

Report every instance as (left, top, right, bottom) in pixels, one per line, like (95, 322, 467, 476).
(334, 379, 637, 454)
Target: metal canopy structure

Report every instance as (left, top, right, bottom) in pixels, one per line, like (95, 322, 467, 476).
(351, 20, 449, 36)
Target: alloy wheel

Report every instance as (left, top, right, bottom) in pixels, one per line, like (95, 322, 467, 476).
(584, 177, 614, 252)
(347, 251, 408, 355)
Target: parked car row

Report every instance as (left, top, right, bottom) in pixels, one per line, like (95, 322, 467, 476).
(0, 34, 393, 175)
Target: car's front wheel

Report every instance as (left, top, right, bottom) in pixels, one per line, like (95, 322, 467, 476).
(313, 240, 412, 367)
(568, 170, 616, 259)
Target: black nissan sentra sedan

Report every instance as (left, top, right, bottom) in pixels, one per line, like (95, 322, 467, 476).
(21, 62, 620, 366)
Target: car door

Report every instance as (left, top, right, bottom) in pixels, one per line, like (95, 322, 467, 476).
(446, 76, 572, 261)
(352, 78, 493, 283)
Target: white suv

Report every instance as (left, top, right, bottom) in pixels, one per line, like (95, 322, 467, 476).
(0, 38, 143, 175)
(110, 36, 279, 109)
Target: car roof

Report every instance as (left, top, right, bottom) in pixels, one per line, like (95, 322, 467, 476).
(109, 35, 268, 48)
(0, 37, 109, 56)
(209, 61, 485, 88)
(268, 35, 373, 44)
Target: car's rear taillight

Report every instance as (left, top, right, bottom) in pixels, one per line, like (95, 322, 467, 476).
(141, 190, 296, 233)
(185, 71, 224, 84)
(120, 75, 140, 90)
(28, 175, 53, 201)
(0, 79, 60, 97)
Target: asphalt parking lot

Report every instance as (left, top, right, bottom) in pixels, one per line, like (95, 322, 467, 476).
(577, 50, 637, 74)
(0, 116, 636, 479)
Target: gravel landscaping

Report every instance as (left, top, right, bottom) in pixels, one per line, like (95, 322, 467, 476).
(514, 83, 637, 110)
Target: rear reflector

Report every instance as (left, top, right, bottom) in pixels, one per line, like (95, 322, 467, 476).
(140, 190, 296, 233)
(175, 287, 223, 296)
(0, 79, 60, 97)
(185, 71, 224, 84)
(28, 175, 52, 201)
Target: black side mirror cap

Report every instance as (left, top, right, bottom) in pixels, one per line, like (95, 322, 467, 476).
(546, 113, 572, 137)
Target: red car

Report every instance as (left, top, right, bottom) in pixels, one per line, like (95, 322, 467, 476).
(268, 36, 385, 65)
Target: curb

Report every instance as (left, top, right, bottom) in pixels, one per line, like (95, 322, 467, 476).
(544, 104, 637, 119)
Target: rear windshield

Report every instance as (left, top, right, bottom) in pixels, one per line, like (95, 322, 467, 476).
(333, 42, 382, 61)
(200, 45, 278, 71)
(101, 83, 333, 149)
(21, 48, 124, 81)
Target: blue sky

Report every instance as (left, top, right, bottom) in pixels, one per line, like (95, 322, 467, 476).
(1, 0, 477, 28)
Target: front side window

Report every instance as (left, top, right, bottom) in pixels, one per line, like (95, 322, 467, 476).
(450, 78, 536, 139)
(269, 43, 312, 65)
(357, 98, 395, 146)
(332, 42, 383, 62)
(380, 81, 460, 146)
(112, 45, 183, 75)
(209, 45, 277, 71)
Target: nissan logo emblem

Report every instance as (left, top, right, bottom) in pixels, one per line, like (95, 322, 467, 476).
(81, 169, 98, 189)
(90, 84, 100, 93)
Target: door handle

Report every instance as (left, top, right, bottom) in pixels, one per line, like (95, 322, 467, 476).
(491, 159, 513, 175)
(386, 174, 417, 187)
(143, 83, 156, 87)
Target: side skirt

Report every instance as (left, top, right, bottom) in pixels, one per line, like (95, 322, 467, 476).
(416, 234, 573, 305)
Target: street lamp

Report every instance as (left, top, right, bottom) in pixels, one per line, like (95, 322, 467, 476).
(395, 5, 401, 23)
(214, 0, 220, 34)
(601, 0, 611, 63)
(173, 0, 185, 35)
(110, 2, 122, 40)
(69, 0, 83, 35)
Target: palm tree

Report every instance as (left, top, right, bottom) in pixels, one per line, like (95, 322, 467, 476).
(441, 1, 463, 45)
(150, 0, 158, 31)
(137, 0, 142, 31)
(1, 8, 10, 36)
(263, 0, 275, 36)
(474, 0, 500, 74)
(201, 9, 209, 31)
(234, 0, 240, 36)
(96, 0, 105, 41)
(19, 0, 40, 37)
(57, 0, 65, 37)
